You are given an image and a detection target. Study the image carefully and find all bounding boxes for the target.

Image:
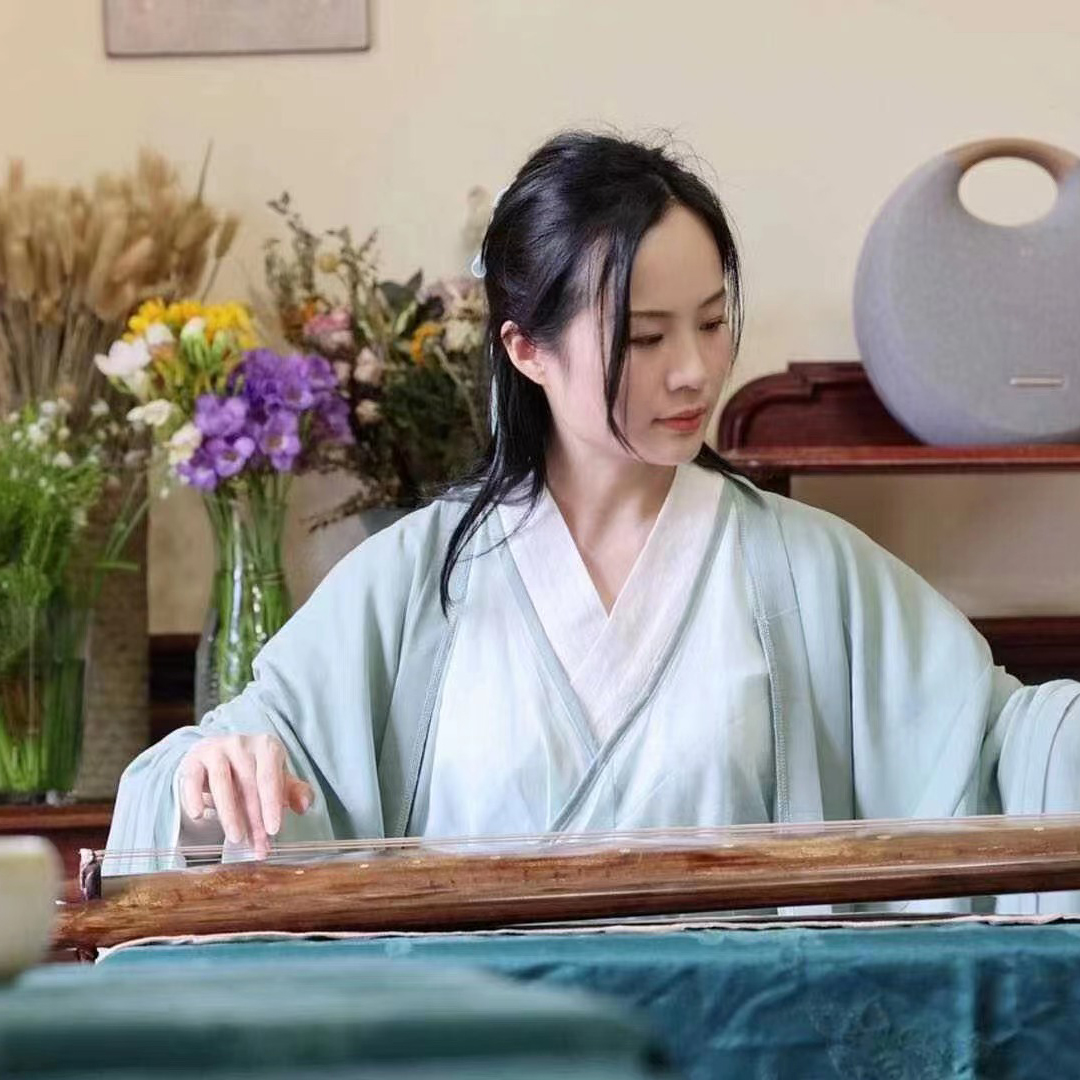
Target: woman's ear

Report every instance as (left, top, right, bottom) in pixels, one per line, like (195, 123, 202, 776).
(501, 320, 547, 386)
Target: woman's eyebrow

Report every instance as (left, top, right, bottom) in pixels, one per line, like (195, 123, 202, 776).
(630, 287, 727, 318)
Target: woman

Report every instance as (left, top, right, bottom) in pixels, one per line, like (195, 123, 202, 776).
(109, 132, 1080, 912)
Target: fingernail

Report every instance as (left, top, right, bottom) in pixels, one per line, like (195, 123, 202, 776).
(301, 794, 312, 812)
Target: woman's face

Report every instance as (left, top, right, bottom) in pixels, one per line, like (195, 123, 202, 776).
(518, 204, 734, 468)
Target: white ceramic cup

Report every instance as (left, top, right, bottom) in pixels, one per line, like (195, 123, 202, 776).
(0, 836, 61, 979)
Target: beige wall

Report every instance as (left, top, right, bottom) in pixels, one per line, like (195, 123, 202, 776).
(2, 0, 1078, 631)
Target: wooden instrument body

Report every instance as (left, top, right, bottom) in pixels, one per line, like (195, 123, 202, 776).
(55, 814, 1080, 952)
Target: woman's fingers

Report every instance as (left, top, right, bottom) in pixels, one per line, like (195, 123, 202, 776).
(225, 740, 269, 858)
(285, 775, 314, 815)
(206, 756, 244, 845)
(255, 736, 286, 837)
(180, 757, 207, 821)
(180, 736, 308, 857)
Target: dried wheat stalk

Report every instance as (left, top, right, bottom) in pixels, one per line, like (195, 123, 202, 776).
(0, 150, 240, 423)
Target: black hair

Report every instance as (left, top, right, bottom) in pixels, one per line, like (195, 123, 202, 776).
(440, 131, 745, 612)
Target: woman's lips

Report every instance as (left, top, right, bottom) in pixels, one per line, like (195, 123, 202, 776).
(657, 408, 706, 433)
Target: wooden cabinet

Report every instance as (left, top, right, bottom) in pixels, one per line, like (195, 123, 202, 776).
(0, 803, 113, 886)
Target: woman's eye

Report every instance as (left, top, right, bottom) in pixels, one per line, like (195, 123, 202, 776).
(630, 334, 664, 348)
(701, 318, 727, 333)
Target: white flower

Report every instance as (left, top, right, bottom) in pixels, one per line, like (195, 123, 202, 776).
(4, 411, 17, 424)
(52, 451, 73, 468)
(145, 322, 175, 347)
(180, 317, 207, 342)
(123, 449, 148, 469)
(72, 509, 88, 529)
(353, 347, 385, 387)
(39, 400, 59, 418)
(26, 424, 48, 448)
(95, 337, 152, 379)
(127, 399, 173, 428)
(444, 318, 481, 354)
(354, 399, 382, 426)
(90, 399, 110, 419)
(11, 430, 23, 444)
(166, 422, 202, 466)
(122, 368, 153, 402)
(57, 426, 70, 443)
(56, 398, 72, 417)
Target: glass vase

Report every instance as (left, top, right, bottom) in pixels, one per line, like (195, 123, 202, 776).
(0, 597, 90, 803)
(194, 489, 292, 722)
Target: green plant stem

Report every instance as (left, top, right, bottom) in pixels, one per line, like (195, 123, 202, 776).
(200, 479, 292, 709)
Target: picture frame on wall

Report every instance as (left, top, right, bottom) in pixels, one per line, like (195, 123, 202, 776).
(103, 0, 372, 58)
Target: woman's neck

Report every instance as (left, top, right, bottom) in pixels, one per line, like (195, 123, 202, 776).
(544, 439, 677, 612)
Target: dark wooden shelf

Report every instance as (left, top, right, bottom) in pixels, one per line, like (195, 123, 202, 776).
(0, 802, 113, 831)
(726, 443, 1080, 476)
(0, 802, 113, 884)
(719, 361, 1080, 485)
(717, 362, 1080, 686)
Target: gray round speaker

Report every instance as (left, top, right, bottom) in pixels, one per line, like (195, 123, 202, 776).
(853, 138, 1080, 445)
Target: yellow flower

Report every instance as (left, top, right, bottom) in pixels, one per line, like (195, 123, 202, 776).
(121, 297, 257, 353)
(165, 300, 206, 329)
(127, 298, 168, 338)
(410, 321, 442, 365)
(204, 301, 256, 349)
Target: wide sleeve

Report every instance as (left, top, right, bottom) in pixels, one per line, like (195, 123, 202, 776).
(834, 522, 1080, 832)
(988, 672, 1080, 912)
(777, 494, 1080, 820)
(104, 512, 427, 875)
(779, 495, 1080, 911)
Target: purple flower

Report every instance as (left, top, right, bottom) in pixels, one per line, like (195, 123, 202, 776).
(278, 371, 316, 412)
(206, 435, 256, 478)
(177, 451, 219, 492)
(237, 349, 315, 413)
(192, 349, 356, 481)
(257, 411, 302, 472)
(195, 395, 248, 439)
(315, 395, 354, 445)
(300, 354, 338, 394)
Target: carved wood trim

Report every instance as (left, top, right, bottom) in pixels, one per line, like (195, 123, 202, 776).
(719, 361, 916, 450)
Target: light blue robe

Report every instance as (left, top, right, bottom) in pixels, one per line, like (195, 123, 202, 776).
(107, 473, 1080, 912)
(413, 466, 775, 837)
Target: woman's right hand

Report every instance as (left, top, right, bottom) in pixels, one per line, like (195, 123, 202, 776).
(178, 733, 314, 858)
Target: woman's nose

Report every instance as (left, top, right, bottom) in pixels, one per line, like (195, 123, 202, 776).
(667, 332, 709, 391)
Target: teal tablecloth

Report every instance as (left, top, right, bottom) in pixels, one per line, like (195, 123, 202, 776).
(0, 958, 673, 1079)
(96, 922, 1080, 1079)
